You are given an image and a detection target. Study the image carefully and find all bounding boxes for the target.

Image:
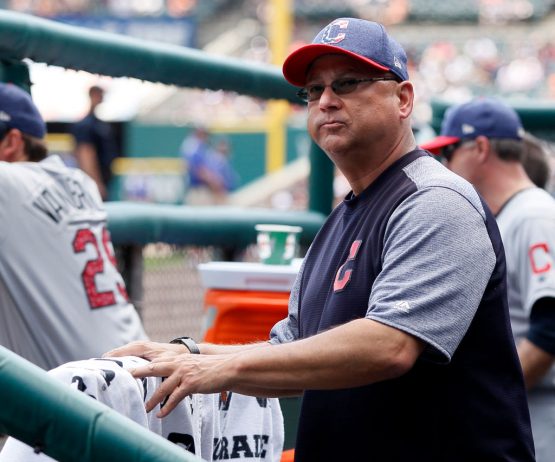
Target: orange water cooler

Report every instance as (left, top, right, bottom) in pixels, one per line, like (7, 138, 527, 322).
(198, 261, 302, 457)
(198, 261, 301, 344)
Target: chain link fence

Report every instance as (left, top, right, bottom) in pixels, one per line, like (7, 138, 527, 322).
(123, 243, 259, 343)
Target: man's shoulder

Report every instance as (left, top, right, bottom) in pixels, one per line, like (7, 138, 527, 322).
(0, 159, 41, 179)
(402, 154, 487, 217)
(501, 188, 555, 225)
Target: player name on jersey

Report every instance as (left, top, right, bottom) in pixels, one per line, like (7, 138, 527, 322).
(32, 175, 103, 224)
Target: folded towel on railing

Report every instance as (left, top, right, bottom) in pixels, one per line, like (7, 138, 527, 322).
(0, 356, 284, 462)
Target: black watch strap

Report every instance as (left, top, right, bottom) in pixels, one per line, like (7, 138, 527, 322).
(170, 336, 200, 354)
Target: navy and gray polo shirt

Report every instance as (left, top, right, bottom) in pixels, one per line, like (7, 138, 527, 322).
(270, 150, 534, 461)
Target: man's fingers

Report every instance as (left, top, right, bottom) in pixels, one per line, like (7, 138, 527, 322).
(128, 360, 175, 379)
(103, 341, 185, 360)
(132, 366, 192, 416)
(156, 387, 191, 418)
(143, 372, 181, 413)
(103, 341, 147, 358)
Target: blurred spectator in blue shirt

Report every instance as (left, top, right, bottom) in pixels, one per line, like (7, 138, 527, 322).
(180, 127, 238, 205)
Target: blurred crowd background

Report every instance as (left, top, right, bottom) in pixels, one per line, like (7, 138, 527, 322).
(2, 0, 555, 207)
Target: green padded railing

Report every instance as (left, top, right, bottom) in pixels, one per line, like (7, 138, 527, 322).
(0, 10, 296, 102)
(0, 9, 335, 215)
(106, 202, 325, 247)
(0, 346, 203, 462)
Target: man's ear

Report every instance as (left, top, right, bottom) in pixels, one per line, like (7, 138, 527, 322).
(397, 81, 414, 120)
(0, 129, 27, 162)
(474, 136, 491, 164)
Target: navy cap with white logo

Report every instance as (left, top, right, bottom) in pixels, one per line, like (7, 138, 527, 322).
(282, 18, 408, 87)
(422, 98, 524, 154)
(0, 83, 46, 139)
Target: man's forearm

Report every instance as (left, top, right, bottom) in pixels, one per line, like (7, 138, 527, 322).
(517, 338, 555, 389)
(76, 143, 106, 198)
(127, 318, 425, 417)
(228, 318, 424, 392)
(199, 341, 271, 355)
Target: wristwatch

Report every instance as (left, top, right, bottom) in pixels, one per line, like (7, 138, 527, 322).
(169, 336, 200, 354)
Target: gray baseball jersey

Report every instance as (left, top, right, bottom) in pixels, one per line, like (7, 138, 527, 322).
(0, 156, 147, 370)
(496, 186, 555, 462)
(496, 187, 555, 386)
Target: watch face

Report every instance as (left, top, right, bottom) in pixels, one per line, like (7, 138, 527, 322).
(171, 337, 199, 354)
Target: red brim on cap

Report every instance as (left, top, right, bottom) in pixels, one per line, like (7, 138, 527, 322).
(420, 136, 461, 155)
(283, 43, 389, 87)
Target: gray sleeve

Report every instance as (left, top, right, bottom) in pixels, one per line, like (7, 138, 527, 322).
(0, 166, 11, 244)
(366, 187, 496, 363)
(514, 217, 555, 313)
(268, 258, 305, 345)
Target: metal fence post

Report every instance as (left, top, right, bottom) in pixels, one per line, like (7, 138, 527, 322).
(308, 140, 334, 215)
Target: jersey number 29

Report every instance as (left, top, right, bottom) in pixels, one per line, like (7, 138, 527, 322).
(73, 227, 129, 309)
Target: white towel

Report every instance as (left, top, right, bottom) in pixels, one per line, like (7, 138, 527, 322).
(0, 356, 283, 461)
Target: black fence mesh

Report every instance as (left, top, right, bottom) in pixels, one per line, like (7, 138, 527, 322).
(123, 243, 259, 343)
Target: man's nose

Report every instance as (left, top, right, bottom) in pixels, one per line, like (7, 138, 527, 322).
(318, 85, 341, 109)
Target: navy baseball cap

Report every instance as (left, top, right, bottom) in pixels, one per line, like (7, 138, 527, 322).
(0, 83, 46, 139)
(422, 98, 524, 154)
(283, 18, 408, 87)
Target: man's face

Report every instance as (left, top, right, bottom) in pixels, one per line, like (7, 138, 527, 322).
(441, 140, 479, 183)
(305, 54, 401, 162)
(90, 89, 104, 107)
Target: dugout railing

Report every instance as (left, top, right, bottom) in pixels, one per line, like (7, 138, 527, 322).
(0, 346, 203, 462)
(0, 9, 330, 461)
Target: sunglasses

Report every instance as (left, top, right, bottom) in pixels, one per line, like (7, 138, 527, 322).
(296, 76, 398, 103)
(0, 121, 9, 141)
(440, 141, 463, 162)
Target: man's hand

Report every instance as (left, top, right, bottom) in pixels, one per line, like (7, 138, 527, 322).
(128, 353, 235, 417)
(103, 340, 189, 362)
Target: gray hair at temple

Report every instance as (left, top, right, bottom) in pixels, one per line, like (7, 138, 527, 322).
(522, 132, 553, 190)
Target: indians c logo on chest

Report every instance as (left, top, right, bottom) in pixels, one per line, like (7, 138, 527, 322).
(334, 239, 363, 292)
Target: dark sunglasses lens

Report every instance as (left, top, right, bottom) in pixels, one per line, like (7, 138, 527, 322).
(441, 143, 459, 161)
(0, 123, 8, 141)
(296, 88, 308, 102)
(332, 79, 358, 95)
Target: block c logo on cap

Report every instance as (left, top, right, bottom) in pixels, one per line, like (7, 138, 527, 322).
(321, 19, 349, 44)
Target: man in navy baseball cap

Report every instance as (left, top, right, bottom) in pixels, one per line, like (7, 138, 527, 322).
(104, 16, 534, 462)
(422, 97, 524, 156)
(424, 96, 555, 462)
(283, 17, 408, 88)
(0, 82, 47, 162)
(0, 83, 46, 138)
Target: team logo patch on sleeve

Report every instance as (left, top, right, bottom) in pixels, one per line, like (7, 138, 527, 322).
(529, 242, 552, 274)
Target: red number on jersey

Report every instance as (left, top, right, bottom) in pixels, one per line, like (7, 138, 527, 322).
(102, 227, 130, 301)
(72, 227, 129, 309)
